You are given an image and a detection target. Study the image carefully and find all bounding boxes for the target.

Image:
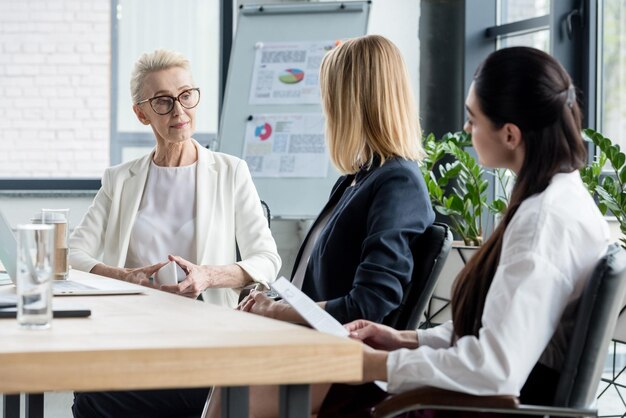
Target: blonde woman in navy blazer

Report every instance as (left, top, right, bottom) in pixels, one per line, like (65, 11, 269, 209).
(212, 35, 435, 417)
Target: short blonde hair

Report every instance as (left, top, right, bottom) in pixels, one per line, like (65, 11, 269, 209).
(130, 49, 192, 104)
(319, 35, 423, 174)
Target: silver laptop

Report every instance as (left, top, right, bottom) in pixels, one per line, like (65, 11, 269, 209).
(0, 211, 143, 296)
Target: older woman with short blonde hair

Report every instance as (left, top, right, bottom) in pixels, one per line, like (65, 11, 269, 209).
(71, 49, 281, 418)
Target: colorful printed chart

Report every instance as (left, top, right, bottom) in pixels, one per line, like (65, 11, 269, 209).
(254, 122, 272, 140)
(278, 68, 305, 84)
(243, 113, 328, 178)
(249, 41, 335, 105)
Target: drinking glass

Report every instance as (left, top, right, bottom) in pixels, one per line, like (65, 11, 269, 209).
(16, 224, 54, 329)
(41, 208, 70, 280)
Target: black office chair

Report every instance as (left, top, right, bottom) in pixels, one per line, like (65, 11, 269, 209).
(383, 222, 453, 331)
(259, 200, 271, 228)
(372, 242, 626, 418)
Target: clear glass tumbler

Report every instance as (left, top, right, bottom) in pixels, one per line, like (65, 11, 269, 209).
(16, 224, 54, 329)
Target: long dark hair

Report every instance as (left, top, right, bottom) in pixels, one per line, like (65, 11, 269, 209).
(451, 47, 587, 339)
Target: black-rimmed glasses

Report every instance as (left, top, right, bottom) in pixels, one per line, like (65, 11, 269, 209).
(136, 88, 201, 115)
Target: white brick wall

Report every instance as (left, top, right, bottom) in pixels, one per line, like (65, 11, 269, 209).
(0, 0, 110, 178)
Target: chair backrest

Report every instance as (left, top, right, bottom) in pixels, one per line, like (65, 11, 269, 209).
(260, 200, 271, 228)
(552, 243, 626, 408)
(383, 222, 453, 330)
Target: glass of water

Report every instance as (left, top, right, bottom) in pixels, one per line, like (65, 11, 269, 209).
(16, 224, 55, 329)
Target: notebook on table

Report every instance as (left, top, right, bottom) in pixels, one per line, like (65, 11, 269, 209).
(0, 211, 143, 296)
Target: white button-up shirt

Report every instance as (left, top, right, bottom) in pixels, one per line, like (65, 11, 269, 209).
(387, 171, 610, 396)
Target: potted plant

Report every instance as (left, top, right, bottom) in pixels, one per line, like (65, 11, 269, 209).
(580, 128, 626, 248)
(420, 131, 511, 246)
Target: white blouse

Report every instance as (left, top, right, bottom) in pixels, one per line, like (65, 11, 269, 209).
(126, 161, 197, 279)
(387, 171, 610, 396)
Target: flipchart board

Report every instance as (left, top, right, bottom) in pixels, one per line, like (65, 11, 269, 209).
(218, 2, 371, 218)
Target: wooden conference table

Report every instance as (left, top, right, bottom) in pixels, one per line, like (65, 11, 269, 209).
(0, 270, 363, 418)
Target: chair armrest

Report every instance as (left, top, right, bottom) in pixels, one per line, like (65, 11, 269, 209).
(371, 387, 596, 418)
(513, 404, 597, 416)
(372, 387, 519, 418)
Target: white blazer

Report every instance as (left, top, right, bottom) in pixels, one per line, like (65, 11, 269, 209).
(69, 140, 281, 308)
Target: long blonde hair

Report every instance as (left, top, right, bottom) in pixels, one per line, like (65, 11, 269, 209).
(319, 35, 423, 174)
(130, 49, 191, 104)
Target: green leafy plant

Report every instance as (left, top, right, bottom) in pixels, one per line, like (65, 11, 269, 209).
(421, 131, 511, 246)
(580, 128, 626, 248)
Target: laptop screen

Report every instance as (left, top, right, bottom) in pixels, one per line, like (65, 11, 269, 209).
(0, 211, 17, 281)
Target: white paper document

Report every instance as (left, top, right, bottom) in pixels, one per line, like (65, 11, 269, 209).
(243, 113, 329, 178)
(270, 276, 348, 337)
(249, 40, 336, 105)
(271, 277, 388, 390)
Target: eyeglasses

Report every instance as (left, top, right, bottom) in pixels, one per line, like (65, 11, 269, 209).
(136, 88, 201, 115)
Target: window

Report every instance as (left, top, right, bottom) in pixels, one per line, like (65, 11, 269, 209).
(0, 0, 220, 184)
(500, 0, 549, 23)
(497, 29, 549, 50)
(111, 0, 219, 165)
(495, 0, 550, 51)
(0, 1, 111, 179)
(599, 0, 626, 149)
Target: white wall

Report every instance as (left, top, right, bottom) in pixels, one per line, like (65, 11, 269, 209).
(367, 0, 420, 105)
(0, 0, 111, 178)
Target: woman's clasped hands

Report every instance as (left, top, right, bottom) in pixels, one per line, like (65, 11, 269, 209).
(119, 261, 167, 287)
(158, 255, 214, 298)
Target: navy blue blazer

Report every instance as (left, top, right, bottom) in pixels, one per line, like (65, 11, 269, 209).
(293, 157, 435, 324)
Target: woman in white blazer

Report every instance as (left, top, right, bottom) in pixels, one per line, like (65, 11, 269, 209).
(70, 49, 281, 418)
(69, 139, 281, 307)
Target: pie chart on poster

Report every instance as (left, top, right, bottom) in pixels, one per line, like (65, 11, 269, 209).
(255, 122, 272, 141)
(278, 68, 304, 84)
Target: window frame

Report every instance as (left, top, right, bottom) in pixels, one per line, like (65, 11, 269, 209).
(0, 0, 233, 191)
(458, 0, 598, 235)
(476, 0, 597, 129)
